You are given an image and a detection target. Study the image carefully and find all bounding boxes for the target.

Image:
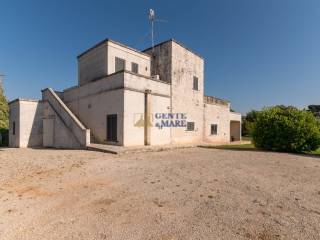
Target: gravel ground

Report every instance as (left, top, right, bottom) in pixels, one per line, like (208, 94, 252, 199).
(0, 147, 319, 240)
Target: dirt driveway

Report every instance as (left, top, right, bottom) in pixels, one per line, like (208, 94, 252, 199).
(0, 147, 319, 240)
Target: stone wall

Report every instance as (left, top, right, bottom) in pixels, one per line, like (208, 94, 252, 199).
(170, 41, 205, 144)
(204, 103, 231, 143)
(9, 100, 44, 148)
(42, 101, 82, 148)
(42, 88, 90, 147)
(148, 40, 205, 144)
(78, 39, 151, 86)
(123, 90, 171, 146)
(107, 41, 151, 76)
(78, 44, 107, 86)
(144, 42, 172, 83)
(64, 71, 170, 146)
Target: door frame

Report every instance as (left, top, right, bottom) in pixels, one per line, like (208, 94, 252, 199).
(106, 114, 118, 143)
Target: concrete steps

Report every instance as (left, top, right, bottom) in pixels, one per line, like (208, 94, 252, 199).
(86, 143, 198, 155)
(42, 88, 90, 148)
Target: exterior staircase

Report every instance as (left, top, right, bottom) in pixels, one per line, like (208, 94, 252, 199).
(42, 88, 90, 148)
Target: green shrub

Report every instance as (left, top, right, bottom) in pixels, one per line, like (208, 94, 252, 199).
(0, 81, 9, 147)
(242, 110, 260, 137)
(252, 106, 320, 153)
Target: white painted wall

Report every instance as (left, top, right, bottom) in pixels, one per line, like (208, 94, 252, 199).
(149, 94, 171, 145)
(42, 102, 81, 148)
(78, 40, 151, 86)
(64, 89, 124, 145)
(107, 41, 151, 76)
(9, 100, 44, 148)
(123, 90, 144, 146)
(42, 88, 90, 147)
(170, 41, 205, 144)
(78, 44, 107, 86)
(123, 90, 171, 146)
(64, 71, 170, 146)
(204, 103, 231, 143)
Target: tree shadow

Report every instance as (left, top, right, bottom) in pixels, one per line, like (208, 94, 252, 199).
(199, 145, 320, 159)
(199, 145, 263, 152)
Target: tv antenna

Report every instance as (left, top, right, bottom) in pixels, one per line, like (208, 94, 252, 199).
(149, 9, 167, 53)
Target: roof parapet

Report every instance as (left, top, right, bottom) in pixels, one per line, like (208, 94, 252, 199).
(8, 98, 40, 105)
(204, 95, 229, 107)
(143, 38, 204, 60)
(77, 38, 151, 59)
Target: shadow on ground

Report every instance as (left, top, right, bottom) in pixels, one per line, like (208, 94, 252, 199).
(199, 145, 320, 159)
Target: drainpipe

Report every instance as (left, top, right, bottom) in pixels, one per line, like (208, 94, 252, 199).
(144, 89, 152, 145)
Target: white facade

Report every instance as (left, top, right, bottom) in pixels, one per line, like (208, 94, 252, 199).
(9, 38, 241, 148)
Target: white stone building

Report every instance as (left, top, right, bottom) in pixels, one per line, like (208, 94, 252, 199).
(9, 38, 241, 148)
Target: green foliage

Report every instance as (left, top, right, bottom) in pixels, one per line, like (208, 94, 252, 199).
(308, 105, 320, 118)
(242, 110, 259, 136)
(252, 106, 320, 153)
(0, 84, 9, 146)
(0, 84, 9, 129)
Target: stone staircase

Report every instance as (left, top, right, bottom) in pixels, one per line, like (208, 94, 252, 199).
(42, 88, 90, 148)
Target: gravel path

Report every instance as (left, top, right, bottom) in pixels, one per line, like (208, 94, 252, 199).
(0, 147, 319, 240)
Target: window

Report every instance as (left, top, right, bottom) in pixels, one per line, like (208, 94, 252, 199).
(115, 57, 125, 72)
(187, 122, 195, 131)
(193, 76, 199, 90)
(211, 124, 218, 135)
(131, 62, 139, 74)
(12, 121, 16, 135)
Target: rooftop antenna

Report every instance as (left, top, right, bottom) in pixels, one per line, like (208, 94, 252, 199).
(149, 9, 167, 53)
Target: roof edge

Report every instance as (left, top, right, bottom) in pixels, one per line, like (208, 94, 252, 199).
(143, 39, 204, 60)
(77, 38, 151, 59)
(8, 98, 40, 105)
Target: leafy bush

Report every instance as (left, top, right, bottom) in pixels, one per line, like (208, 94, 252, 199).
(252, 106, 320, 153)
(0, 82, 9, 147)
(0, 83, 8, 129)
(242, 110, 260, 137)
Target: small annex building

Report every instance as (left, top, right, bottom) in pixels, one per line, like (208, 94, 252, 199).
(9, 38, 241, 148)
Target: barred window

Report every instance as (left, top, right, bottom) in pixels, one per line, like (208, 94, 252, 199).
(115, 57, 125, 72)
(211, 124, 218, 135)
(187, 122, 195, 131)
(193, 76, 198, 90)
(131, 62, 139, 74)
(13, 121, 16, 135)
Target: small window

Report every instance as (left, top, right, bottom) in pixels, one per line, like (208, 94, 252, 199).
(115, 57, 125, 72)
(131, 62, 139, 74)
(187, 122, 195, 131)
(211, 124, 218, 135)
(193, 76, 199, 90)
(12, 121, 16, 135)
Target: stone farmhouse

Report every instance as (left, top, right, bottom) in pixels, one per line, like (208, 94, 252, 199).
(9, 38, 241, 148)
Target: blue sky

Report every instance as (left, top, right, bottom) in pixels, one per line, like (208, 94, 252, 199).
(1, 0, 320, 114)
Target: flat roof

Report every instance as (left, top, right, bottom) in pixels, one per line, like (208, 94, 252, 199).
(143, 39, 204, 60)
(78, 38, 204, 60)
(64, 69, 170, 93)
(77, 38, 151, 59)
(8, 98, 40, 105)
